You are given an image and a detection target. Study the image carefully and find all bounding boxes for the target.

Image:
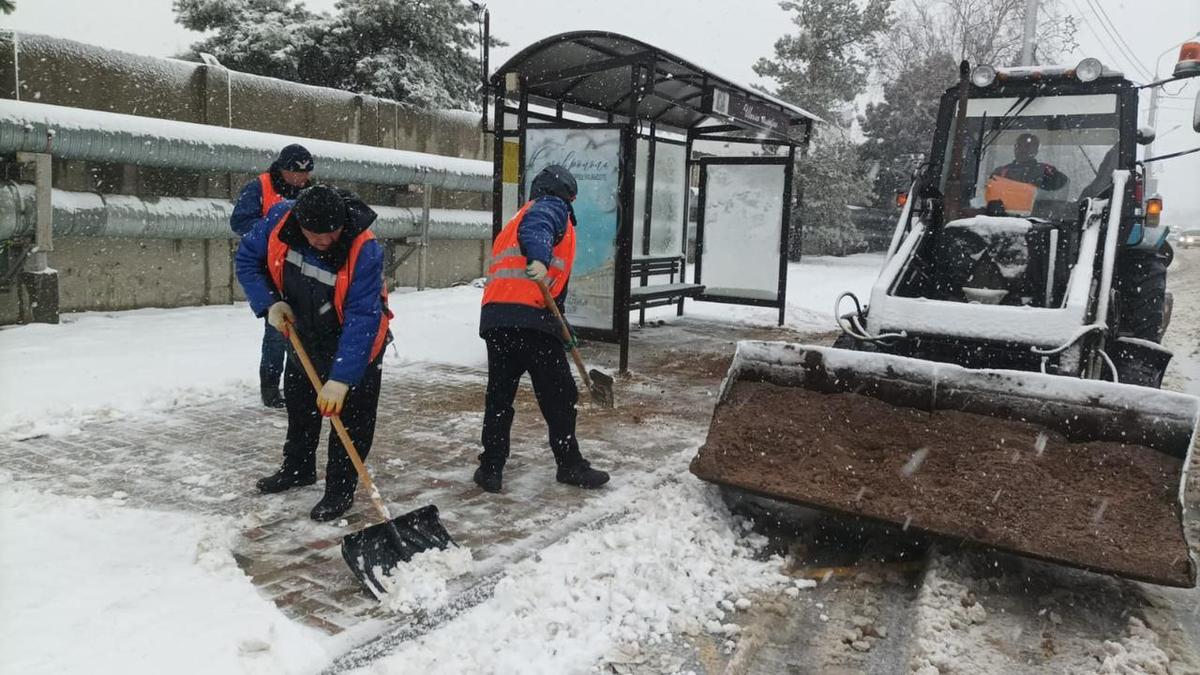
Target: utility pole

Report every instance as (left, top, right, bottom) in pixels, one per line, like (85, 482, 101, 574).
(1020, 0, 1039, 66)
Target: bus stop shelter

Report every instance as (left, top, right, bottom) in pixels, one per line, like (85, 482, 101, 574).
(489, 31, 821, 371)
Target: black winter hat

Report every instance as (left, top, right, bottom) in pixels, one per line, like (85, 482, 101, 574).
(293, 185, 346, 233)
(277, 144, 315, 172)
(530, 164, 577, 202)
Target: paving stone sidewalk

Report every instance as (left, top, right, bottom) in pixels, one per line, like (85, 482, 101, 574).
(1, 318, 812, 639)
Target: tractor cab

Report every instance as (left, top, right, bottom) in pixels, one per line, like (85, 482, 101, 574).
(896, 59, 1140, 311)
(847, 46, 1200, 383)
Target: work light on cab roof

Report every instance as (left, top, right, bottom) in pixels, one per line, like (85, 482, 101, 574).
(969, 58, 1107, 88)
(970, 64, 996, 87)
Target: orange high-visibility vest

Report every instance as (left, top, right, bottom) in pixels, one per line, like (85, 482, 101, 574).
(481, 201, 576, 308)
(259, 173, 284, 216)
(266, 213, 391, 361)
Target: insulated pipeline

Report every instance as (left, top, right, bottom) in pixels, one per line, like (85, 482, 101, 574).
(0, 183, 491, 240)
(0, 100, 493, 193)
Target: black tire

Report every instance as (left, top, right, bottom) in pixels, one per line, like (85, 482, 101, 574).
(1161, 291, 1174, 340)
(1116, 248, 1170, 342)
(832, 332, 858, 349)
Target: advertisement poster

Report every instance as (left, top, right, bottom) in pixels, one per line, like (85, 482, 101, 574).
(523, 127, 622, 331)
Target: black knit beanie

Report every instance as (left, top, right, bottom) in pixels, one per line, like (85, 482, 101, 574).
(293, 185, 346, 233)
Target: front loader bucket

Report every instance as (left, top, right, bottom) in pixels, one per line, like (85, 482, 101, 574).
(690, 342, 1199, 587)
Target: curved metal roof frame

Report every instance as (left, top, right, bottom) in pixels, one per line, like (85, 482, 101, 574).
(492, 31, 821, 144)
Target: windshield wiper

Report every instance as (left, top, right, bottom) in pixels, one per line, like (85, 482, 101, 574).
(978, 95, 1039, 157)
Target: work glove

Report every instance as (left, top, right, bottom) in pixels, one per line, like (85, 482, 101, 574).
(525, 260, 548, 282)
(563, 324, 579, 352)
(267, 301, 295, 334)
(316, 380, 349, 417)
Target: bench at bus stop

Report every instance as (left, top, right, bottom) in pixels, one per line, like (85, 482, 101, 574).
(629, 254, 704, 326)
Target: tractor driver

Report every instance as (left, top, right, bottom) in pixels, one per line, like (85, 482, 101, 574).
(990, 133, 1069, 191)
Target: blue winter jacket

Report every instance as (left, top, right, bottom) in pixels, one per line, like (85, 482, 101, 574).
(235, 199, 385, 385)
(229, 166, 307, 236)
(479, 195, 573, 338)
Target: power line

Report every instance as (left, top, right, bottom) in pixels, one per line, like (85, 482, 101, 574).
(1083, 0, 1153, 77)
(1066, 0, 1144, 79)
(1082, 0, 1153, 79)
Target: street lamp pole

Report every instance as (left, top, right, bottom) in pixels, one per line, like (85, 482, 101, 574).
(1146, 33, 1199, 196)
(1020, 0, 1039, 66)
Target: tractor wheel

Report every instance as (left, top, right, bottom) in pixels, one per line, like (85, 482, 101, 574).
(1116, 248, 1170, 342)
(832, 332, 857, 349)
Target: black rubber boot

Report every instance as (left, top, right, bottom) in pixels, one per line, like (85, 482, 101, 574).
(255, 464, 316, 494)
(310, 490, 355, 522)
(261, 384, 286, 409)
(473, 464, 503, 493)
(556, 460, 609, 489)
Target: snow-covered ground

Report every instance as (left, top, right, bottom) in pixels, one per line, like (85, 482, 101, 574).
(0, 472, 331, 675)
(0, 254, 882, 441)
(350, 471, 802, 675)
(0, 254, 882, 674)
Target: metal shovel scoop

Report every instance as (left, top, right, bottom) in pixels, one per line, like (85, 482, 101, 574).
(536, 279, 615, 408)
(283, 323, 456, 599)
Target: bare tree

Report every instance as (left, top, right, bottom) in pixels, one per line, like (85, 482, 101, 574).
(859, 0, 1077, 207)
(883, 0, 1078, 78)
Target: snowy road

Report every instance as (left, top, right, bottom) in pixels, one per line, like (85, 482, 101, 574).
(671, 248, 1200, 675)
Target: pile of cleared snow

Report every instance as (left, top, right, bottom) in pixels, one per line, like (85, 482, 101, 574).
(1097, 618, 1171, 674)
(352, 477, 792, 675)
(910, 557, 991, 675)
(0, 473, 331, 674)
(379, 545, 476, 614)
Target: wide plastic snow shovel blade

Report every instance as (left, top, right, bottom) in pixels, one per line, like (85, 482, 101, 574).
(587, 368, 615, 408)
(691, 341, 1200, 587)
(340, 504, 456, 599)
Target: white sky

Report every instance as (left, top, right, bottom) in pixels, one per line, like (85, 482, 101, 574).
(5, 0, 1199, 220)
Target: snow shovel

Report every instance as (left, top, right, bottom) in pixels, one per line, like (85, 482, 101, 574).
(536, 279, 615, 408)
(282, 322, 456, 599)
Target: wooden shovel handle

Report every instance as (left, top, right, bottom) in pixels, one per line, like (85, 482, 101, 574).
(535, 279, 594, 391)
(281, 320, 393, 523)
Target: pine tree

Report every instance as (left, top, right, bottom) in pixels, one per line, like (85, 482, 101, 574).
(859, 52, 957, 207)
(795, 135, 876, 257)
(324, 0, 483, 109)
(173, 0, 490, 110)
(754, 0, 891, 122)
(174, 0, 328, 85)
(753, 0, 892, 257)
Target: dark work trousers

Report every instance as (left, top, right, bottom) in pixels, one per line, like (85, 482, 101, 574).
(481, 327, 584, 470)
(280, 350, 383, 498)
(260, 318, 288, 389)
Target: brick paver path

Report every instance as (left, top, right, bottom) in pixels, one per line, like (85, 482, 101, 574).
(2, 317, 814, 647)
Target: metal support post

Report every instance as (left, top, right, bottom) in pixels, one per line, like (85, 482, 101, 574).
(417, 186, 433, 290)
(16, 151, 58, 323)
